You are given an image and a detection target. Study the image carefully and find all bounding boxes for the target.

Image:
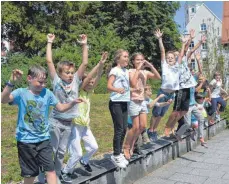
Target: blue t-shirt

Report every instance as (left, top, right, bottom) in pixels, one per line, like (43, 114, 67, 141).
(10, 88, 59, 143)
(189, 87, 196, 106)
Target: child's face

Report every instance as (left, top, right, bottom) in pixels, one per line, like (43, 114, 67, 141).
(214, 74, 221, 81)
(166, 53, 176, 66)
(84, 78, 95, 91)
(118, 51, 129, 67)
(28, 74, 47, 94)
(59, 65, 75, 83)
(145, 88, 152, 97)
(196, 97, 204, 104)
(133, 54, 144, 69)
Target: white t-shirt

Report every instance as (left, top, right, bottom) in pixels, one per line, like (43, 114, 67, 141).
(179, 57, 197, 89)
(161, 60, 180, 91)
(50, 73, 81, 120)
(109, 67, 130, 102)
(210, 79, 222, 98)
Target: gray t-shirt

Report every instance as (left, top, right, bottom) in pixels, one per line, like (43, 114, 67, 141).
(210, 79, 222, 98)
(50, 73, 81, 120)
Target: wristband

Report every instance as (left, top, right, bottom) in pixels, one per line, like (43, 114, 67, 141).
(5, 81, 15, 88)
(47, 40, 53, 43)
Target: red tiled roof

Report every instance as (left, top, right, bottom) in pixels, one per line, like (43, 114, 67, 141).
(222, 2, 229, 45)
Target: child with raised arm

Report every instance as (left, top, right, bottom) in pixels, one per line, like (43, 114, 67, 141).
(1, 65, 84, 184)
(107, 49, 130, 168)
(45, 33, 88, 183)
(148, 29, 180, 141)
(62, 52, 108, 177)
(123, 52, 161, 159)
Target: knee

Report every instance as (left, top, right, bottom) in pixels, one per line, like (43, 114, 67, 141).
(45, 170, 56, 179)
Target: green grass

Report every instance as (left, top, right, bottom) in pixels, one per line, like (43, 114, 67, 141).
(1, 94, 173, 183)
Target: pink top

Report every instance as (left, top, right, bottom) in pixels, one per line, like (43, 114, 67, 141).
(129, 69, 148, 101)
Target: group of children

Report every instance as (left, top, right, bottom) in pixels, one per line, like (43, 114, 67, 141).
(1, 29, 228, 184)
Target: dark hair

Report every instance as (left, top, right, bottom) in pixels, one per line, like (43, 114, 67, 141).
(28, 65, 48, 79)
(57, 61, 75, 74)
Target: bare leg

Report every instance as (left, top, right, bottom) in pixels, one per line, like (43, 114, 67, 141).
(46, 170, 57, 184)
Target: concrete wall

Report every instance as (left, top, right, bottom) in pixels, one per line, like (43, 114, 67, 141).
(72, 120, 227, 184)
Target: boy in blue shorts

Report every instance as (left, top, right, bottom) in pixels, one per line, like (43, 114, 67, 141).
(1, 65, 84, 184)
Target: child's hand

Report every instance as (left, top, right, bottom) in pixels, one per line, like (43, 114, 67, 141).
(136, 60, 145, 71)
(180, 35, 189, 44)
(159, 94, 165, 98)
(154, 29, 163, 39)
(47, 34, 55, 43)
(143, 60, 153, 68)
(75, 97, 86, 103)
(189, 29, 195, 39)
(116, 88, 125, 94)
(201, 35, 207, 43)
(77, 34, 87, 45)
(10, 69, 23, 83)
(167, 99, 173, 104)
(100, 52, 108, 64)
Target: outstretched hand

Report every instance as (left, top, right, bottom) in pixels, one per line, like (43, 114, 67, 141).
(47, 34, 55, 43)
(154, 29, 163, 39)
(10, 69, 23, 83)
(201, 35, 207, 43)
(180, 35, 189, 44)
(77, 34, 87, 45)
(100, 52, 109, 64)
(189, 29, 195, 39)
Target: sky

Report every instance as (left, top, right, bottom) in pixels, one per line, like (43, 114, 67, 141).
(174, 1, 223, 33)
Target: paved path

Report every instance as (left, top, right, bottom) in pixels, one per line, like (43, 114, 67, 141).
(134, 129, 229, 184)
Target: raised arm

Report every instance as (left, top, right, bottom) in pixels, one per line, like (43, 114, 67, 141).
(154, 29, 165, 62)
(195, 51, 203, 75)
(184, 29, 195, 55)
(187, 35, 206, 60)
(195, 77, 206, 92)
(178, 35, 189, 64)
(129, 61, 144, 88)
(1, 69, 23, 104)
(46, 34, 56, 81)
(77, 34, 88, 79)
(144, 60, 161, 80)
(82, 52, 108, 91)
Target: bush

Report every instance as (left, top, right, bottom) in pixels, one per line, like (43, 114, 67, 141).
(94, 76, 108, 94)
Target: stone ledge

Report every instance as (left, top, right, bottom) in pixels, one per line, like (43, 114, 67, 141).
(71, 120, 227, 184)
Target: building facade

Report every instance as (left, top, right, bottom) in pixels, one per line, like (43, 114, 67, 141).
(184, 2, 222, 77)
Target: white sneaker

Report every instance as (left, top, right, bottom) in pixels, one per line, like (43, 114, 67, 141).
(111, 155, 127, 168)
(121, 154, 129, 166)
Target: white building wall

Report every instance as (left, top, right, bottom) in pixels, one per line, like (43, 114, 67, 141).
(185, 3, 222, 75)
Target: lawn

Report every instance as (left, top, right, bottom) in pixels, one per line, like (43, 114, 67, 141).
(1, 93, 174, 183)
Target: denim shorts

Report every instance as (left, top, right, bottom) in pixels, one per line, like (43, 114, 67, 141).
(128, 100, 148, 117)
(152, 88, 175, 117)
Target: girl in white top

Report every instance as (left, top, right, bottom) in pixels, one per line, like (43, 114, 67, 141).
(208, 72, 227, 123)
(123, 52, 161, 159)
(107, 49, 130, 168)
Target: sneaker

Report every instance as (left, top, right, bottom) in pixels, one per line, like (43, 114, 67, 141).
(190, 129, 196, 141)
(142, 131, 151, 144)
(154, 131, 159, 141)
(111, 155, 127, 168)
(80, 159, 93, 172)
(147, 129, 156, 142)
(60, 171, 72, 183)
(120, 153, 129, 165)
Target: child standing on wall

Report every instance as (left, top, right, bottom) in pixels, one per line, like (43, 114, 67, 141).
(1, 66, 84, 184)
(46, 33, 88, 183)
(62, 52, 108, 177)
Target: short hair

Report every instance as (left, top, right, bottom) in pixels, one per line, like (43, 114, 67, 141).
(166, 51, 175, 57)
(57, 61, 75, 74)
(28, 65, 48, 79)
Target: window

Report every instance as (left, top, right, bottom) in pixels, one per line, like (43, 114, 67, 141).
(190, 59, 195, 70)
(200, 23, 207, 31)
(202, 43, 207, 50)
(191, 7, 195, 13)
(189, 41, 194, 49)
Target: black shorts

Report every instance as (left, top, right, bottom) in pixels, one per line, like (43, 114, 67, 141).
(17, 139, 54, 178)
(173, 88, 190, 112)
